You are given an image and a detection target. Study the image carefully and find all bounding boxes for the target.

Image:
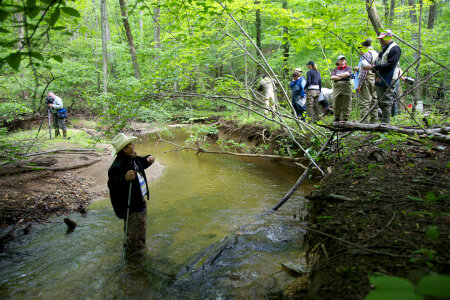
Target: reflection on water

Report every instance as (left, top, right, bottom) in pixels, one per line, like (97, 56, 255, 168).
(0, 128, 315, 298)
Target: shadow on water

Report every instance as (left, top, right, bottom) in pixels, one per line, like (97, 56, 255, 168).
(0, 128, 315, 299)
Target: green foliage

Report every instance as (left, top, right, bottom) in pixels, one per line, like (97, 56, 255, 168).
(0, 101, 33, 122)
(366, 274, 450, 300)
(425, 225, 440, 241)
(216, 138, 247, 152)
(184, 125, 219, 149)
(405, 191, 450, 203)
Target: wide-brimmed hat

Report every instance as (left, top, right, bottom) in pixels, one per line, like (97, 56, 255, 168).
(111, 133, 137, 157)
(377, 29, 393, 39)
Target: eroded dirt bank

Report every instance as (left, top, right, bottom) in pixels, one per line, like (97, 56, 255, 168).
(0, 130, 163, 248)
(288, 136, 449, 299)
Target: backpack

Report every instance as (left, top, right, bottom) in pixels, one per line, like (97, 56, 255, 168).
(57, 108, 67, 118)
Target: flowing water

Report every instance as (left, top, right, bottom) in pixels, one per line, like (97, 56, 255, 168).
(0, 128, 315, 299)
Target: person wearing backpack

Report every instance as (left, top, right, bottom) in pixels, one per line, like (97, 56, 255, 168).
(354, 38, 378, 123)
(289, 71, 306, 120)
(46, 91, 68, 138)
(363, 30, 402, 124)
(108, 133, 155, 256)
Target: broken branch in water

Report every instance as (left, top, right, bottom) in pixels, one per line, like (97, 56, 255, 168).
(158, 134, 309, 163)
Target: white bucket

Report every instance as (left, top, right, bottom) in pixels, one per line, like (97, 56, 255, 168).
(416, 101, 423, 112)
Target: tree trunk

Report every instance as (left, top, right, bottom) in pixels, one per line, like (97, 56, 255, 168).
(427, 0, 437, 29)
(139, 10, 144, 45)
(282, 0, 289, 79)
(154, 2, 161, 50)
(255, 0, 262, 76)
(100, 0, 109, 93)
(413, 0, 423, 111)
(383, 0, 389, 22)
(365, 0, 384, 35)
(118, 0, 141, 79)
(389, 0, 396, 26)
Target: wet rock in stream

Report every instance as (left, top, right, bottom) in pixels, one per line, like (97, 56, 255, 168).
(174, 208, 308, 299)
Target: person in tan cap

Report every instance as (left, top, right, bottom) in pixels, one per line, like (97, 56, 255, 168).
(107, 133, 155, 256)
(363, 29, 401, 124)
(330, 55, 352, 122)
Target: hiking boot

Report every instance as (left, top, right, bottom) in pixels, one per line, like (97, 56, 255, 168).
(55, 129, 60, 137)
(63, 130, 67, 139)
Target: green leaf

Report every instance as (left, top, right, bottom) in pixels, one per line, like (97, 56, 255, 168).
(365, 291, 422, 300)
(370, 276, 415, 292)
(417, 274, 450, 298)
(5, 52, 22, 70)
(0, 27, 9, 33)
(405, 195, 423, 202)
(426, 225, 440, 241)
(0, 9, 9, 22)
(51, 55, 63, 63)
(27, 51, 44, 61)
(27, 0, 36, 8)
(26, 7, 40, 19)
(50, 8, 60, 26)
(424, 191, 436, 202)
(61, 7, 80, 17)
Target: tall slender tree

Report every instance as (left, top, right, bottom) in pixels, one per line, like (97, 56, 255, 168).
(154, 1, 161, 50)
(255, 0, 262, 76)
(282, 0, 289, 79)
(427, 0, 437, 29)
(119, 0, 141, 79)
(100, 0, 109, 93)
(389, 0, 396, 26)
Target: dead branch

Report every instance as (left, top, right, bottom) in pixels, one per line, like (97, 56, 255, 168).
(330, 122, 450, 144)
(24, 149, 98, 157)
(272, 132, 336, 211)
(302, 225, 413, 258)
(0, 159, 101, 176)
(159, 135, 309, 162)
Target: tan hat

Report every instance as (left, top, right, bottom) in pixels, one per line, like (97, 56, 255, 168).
(111, 133, 137, 157)
(295, 67, 303, 73)
(377, 29, 393, 39)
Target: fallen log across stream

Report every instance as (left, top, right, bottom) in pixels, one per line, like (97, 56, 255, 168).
(328, 122, 450, 144)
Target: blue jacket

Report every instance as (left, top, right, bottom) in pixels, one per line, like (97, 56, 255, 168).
(290, 77, 306, 100)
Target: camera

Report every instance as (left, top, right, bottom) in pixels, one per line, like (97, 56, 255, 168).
(45, 96, 54, 104)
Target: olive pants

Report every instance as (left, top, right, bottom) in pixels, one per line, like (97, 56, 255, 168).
(52, 113, 67, 131)
(124, 201, 147, 256)
(306, 90, 321, 122)
(358, 73, 378, 124)
(333, 80, 352, 121)
(376, 86, 395, 124)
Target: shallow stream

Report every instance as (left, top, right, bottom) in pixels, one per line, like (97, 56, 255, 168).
(0, 128, 314, 298)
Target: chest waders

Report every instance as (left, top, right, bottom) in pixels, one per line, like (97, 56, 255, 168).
(123, 181, 132, 256)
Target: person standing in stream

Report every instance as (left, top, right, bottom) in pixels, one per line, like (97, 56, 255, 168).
(108, 133, 155, 256)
